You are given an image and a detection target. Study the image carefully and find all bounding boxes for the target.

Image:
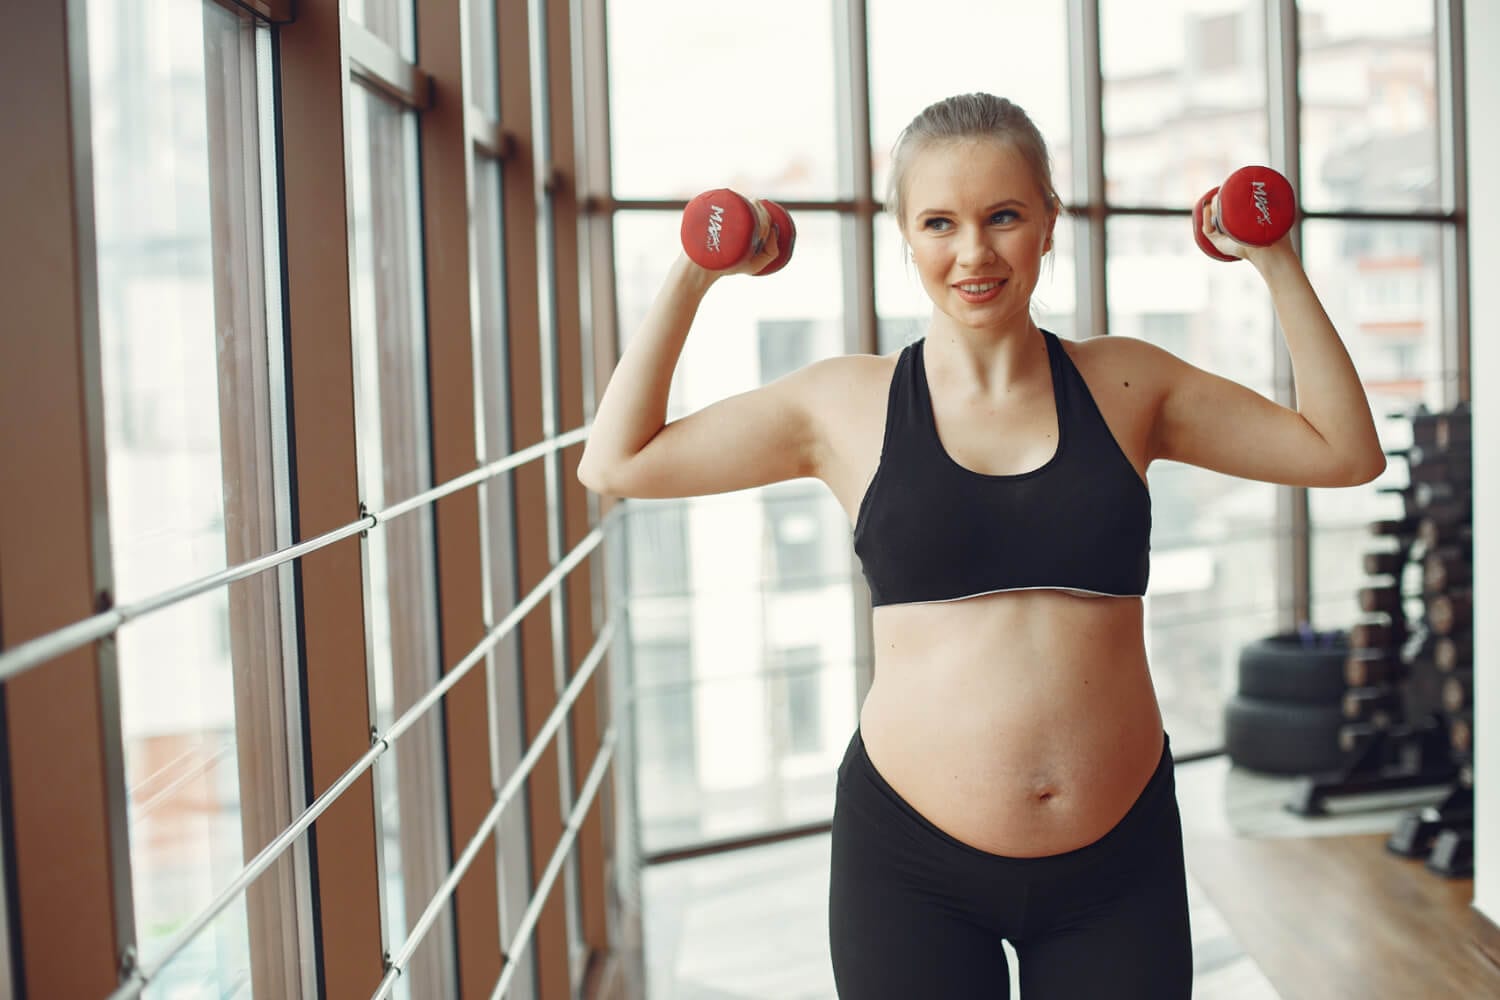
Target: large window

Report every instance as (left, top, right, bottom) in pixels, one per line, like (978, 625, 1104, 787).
(603, 0, 1468, 794)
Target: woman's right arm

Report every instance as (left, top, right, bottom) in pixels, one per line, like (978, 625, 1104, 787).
(576, 248, 832, 500)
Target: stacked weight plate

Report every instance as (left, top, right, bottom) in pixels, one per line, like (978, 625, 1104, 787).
(1387, 404, 1474, 877)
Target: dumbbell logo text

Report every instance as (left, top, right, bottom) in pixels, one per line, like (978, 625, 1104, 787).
(680, 188, 797, 275)
(1252, 181, 1272, 228)
(704, 203, 725, 254)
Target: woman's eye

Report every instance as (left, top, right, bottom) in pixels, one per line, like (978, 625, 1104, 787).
(991, 210, 1020, 224)
(923, 217, 951, 231)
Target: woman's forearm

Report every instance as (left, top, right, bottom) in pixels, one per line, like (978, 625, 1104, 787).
(578, 253, 718, 484)
(1251, 245, 1386, 480)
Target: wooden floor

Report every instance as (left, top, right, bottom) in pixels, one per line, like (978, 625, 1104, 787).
(1186, 832, 1500, 1000)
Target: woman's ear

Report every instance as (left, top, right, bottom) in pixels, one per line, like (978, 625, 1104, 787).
(1044, 195, 1061, 254)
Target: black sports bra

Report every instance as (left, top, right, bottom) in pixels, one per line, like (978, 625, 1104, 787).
(852, 330, 1151, 607)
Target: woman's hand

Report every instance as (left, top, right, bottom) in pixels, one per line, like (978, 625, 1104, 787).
(706, 195, 782, 277)
(1199, 190, 1293, 266)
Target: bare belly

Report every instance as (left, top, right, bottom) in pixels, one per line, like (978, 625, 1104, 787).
(857, 590, 1166, 858)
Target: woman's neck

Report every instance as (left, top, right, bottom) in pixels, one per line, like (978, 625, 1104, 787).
(923, 315, 1047, 393)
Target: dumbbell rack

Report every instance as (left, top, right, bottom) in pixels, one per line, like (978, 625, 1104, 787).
(1286, 405, 1474, 880)
(1389, 404, 1475, 877)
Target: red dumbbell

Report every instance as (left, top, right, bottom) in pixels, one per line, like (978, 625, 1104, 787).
(1193, 166, 1297, 262)
(680, 188, 797, 275)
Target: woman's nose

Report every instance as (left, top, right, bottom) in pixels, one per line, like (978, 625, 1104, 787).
(956, 230, 998, 268)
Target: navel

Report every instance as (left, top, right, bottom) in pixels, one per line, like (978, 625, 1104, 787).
(1031, 783, 1062, 804)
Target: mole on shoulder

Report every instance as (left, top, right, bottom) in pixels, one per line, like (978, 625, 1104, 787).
(1123, 381, 1130, 387)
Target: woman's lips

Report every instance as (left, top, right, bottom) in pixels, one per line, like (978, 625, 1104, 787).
(953, 279, 1005, 304)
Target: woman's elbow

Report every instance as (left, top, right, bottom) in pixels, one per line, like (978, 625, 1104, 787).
(576, 459, 617, 496)
(1342, 450, 1387, 487)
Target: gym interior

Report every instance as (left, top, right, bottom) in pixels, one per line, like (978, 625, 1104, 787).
(2, 1, 1496, 998)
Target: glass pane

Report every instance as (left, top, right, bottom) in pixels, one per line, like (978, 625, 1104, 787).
(348, 84, 454, 1000)
(612, 212, 860, 853)
(1303, 221, 1450, 629)
(606, 1, 838, 199)
(88, 0, 287, 992)
(868, 0, 1072, 207)
(1298, 2, 1439, 212)
(1102, 0, 1269, 207)
(470, 0, 500, 121)
(1107, 217, 1279, 754)
(348, 0, 416, 62)
(874, 212, 1078, 353)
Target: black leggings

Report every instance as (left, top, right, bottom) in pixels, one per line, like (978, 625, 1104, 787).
(828, 729, 1192, 999)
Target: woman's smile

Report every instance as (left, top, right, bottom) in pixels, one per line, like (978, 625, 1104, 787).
(952, 278, 1007, 303)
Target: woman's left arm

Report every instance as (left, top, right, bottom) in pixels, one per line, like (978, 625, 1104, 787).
(1149, 236, 1387, 488)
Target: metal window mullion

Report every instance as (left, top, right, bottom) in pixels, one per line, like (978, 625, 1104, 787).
(599, 196, 860, 212)
(210, 0, 296, 24)
(574, 0, 647, 980)
(67, 0, 137, 984)
(526, 0, 587, 985)
(1438, 0, 1470, 403)
(547, 0, 613, 974)
(345, 18, 432, 111)
(355, 525, 398, 976)
(573, 0, 613, 685)
(1068, 0, 1107, 339)
(837, 0, 877, 705)
(1267, 0, 1309, 630)
(73, 0, 138, 971)
(347, 87, 411, 982)
(470, 148, 525, 989)
(205, 9, 313, 995)
(257, 18, 319, 995)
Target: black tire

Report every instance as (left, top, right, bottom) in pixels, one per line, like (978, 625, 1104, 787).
(1237, 631, 1349, 704)
(1224, 694, 1347, 775)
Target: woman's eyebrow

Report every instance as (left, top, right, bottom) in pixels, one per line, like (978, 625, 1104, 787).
(915, 199, 1027, 218)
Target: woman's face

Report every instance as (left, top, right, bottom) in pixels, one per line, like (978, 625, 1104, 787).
(900, 139, 1056, 332)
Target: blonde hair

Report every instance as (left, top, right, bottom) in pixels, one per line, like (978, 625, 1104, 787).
(887, 93, 1061, 230)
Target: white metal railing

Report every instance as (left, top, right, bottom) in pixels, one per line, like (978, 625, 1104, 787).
(371, 618, 617, 999)
(105, 524, 610, 1000)
(0, 427, 587, 683)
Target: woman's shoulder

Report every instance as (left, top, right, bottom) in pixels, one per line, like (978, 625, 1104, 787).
(796, 350, 901, 403)
(1055, 329, 1173, 360)
(1056, 331, 1180, 390)
(793, 351, 902, 461)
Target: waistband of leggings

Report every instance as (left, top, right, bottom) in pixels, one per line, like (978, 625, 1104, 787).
(849, 728, 1174, 875)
